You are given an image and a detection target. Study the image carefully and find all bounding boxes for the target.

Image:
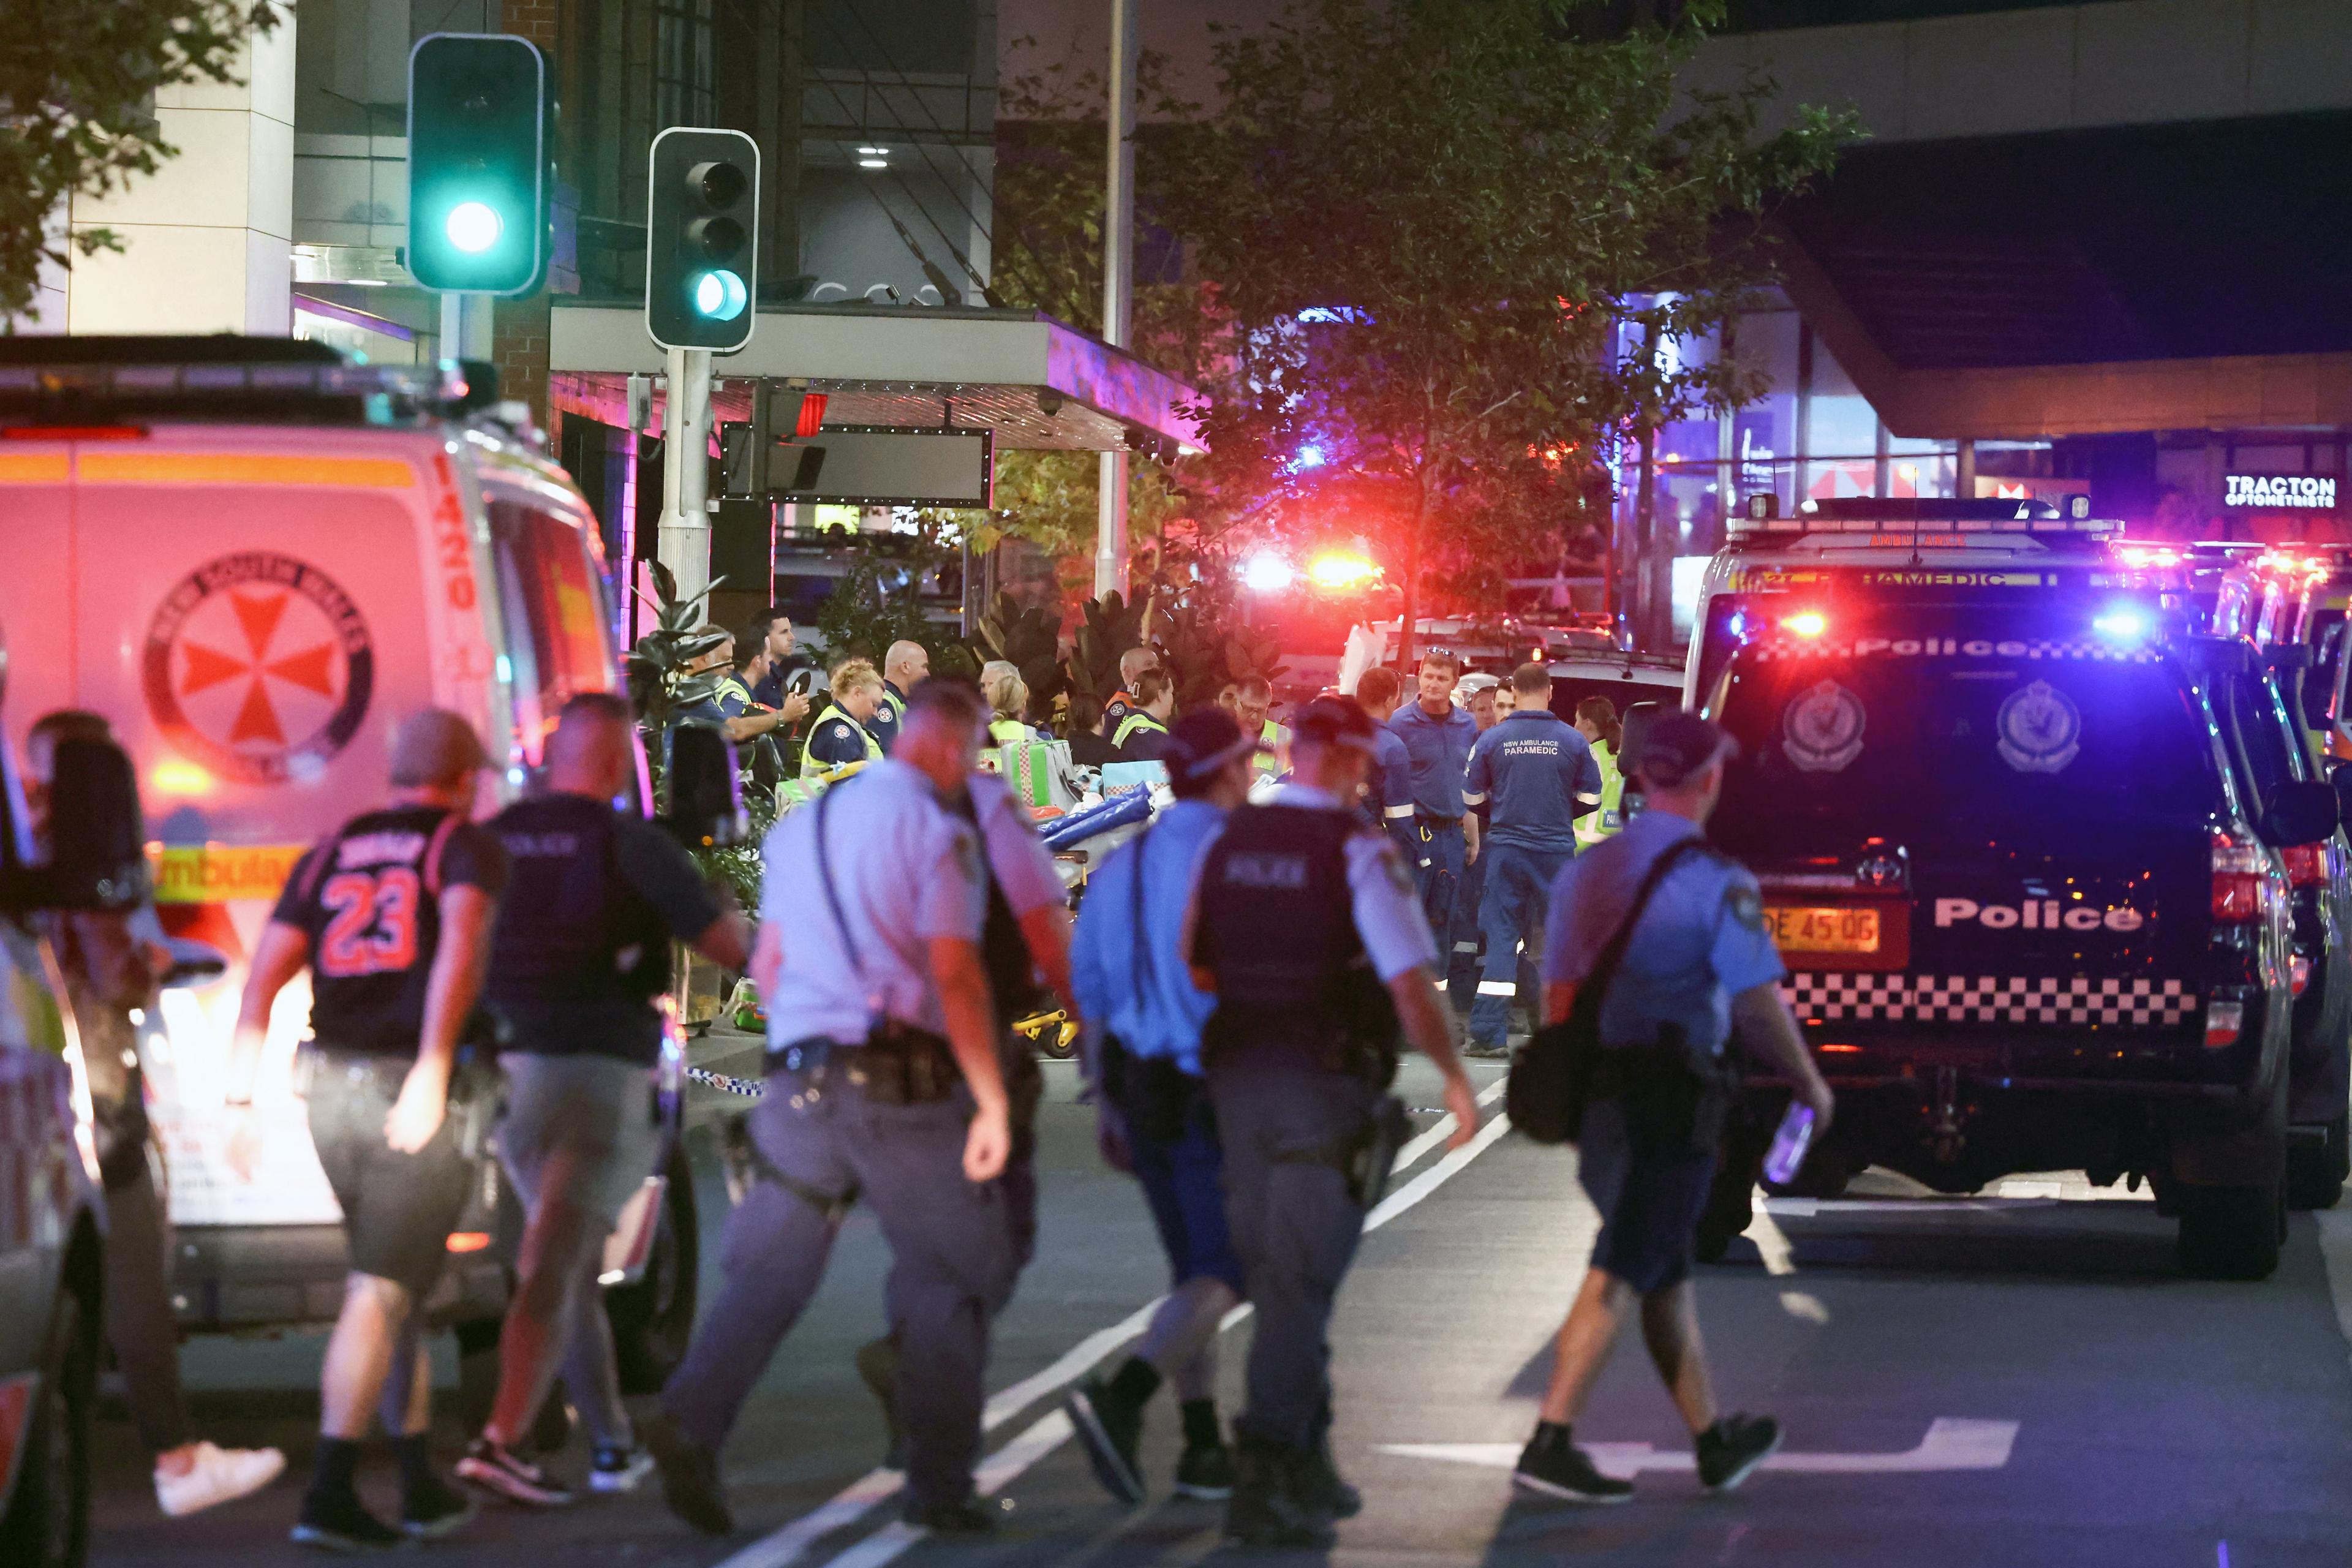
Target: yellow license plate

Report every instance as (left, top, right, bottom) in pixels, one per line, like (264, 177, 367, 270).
(1766, 905, 1882, 953)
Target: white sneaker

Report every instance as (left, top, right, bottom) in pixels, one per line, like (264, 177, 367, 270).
(156, 1441, 287, 1517)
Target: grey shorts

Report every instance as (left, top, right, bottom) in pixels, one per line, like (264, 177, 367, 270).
(495, 1052, 662, 1227)
(307, 1050, 474, 1297)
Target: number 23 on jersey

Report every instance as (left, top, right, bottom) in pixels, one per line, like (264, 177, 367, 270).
(318, 868, 421, 976)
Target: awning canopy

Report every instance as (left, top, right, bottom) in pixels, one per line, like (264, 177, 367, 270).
(548, 300, 1203, 453)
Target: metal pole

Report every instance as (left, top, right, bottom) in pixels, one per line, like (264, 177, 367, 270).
(1092, 0, 1140, 601)
(437, 293, 493, 363)
(658, 345, 715, 608)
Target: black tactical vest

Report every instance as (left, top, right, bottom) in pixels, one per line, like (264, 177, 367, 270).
(488, 794, 670, 1012)
(1194, 803, 1397, 1049)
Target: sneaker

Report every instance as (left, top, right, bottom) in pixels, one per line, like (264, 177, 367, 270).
(903, 1496, 995, 1534)
(643, 1412, 733, 1537)
(1298, 1434, 1362, 1520)
(589, 1444, 657, 1494)
(1695, 1414, 1782, 1493)
(1461, 1038, 1511, 1060)
(1062, 1375, 1145, 1505)
(855, 1336, 910, 1471)
(156, 1441, 286, 1517)
(456, 1437, 575, 1507)
(1222, 1438, 1336, 1549)
(291, 1490, 404, 1552)
(1512, 1425, 1634, 1504)
(401, 1474, 477, 1539)
(1173, 1441, 1235, 1501)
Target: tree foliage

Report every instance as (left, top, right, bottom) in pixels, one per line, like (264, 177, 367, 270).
(1, 1, 280, 321)
(1155, 0, 1855, 653)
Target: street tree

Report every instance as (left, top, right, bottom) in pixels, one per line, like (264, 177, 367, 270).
(1156, 0, 1855, 655)
(1, 1, 281, 322)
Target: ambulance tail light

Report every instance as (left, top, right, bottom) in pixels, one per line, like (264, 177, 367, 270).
(2280, 843, 2328, 889)
(2291, 954, 2313, 997)
(1781, 610, 1828, 638)
(2211, 833, 2266, 923)
(2203, 1000, 2244, 1049)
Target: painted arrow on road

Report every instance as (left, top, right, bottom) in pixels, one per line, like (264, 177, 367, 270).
(1378, 1417, 2020, 1476)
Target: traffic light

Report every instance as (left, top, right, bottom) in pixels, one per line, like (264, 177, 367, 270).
(647, 127, 761, 352)
(406, 34, 547, 295)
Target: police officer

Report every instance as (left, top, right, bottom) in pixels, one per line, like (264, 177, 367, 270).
(1232, 676, 1289, 777)
(1113, 669, 1178, 759)
(869, 639, 931, 755)
(747, 609, 816, 718)
(1512, 711, 1833, 1504)
(1060, 712, 1257, 1507)
(802, 657, 889, 777)
(1188, 697, 1482, 1547)
(457, 695, 753, 1507)
(646, 679, 1015, 1538)
(1460, 663, 1604, 1058)
(227, 709, 508, 1550)
(1351, 666, 1419, 859)
(1104, 647, 1162, 730)
(715, 629, 797, 784)
(1387, 651, 1479, 952)
(1573, 695, 1627, 848)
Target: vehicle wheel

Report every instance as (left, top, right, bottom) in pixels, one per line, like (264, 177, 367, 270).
(0, 1282, 97, 1568)
(2176, 1182, 2284, 1280)
(609, 1144, 701, 1396)
(2286, 1113, 2349, 1210)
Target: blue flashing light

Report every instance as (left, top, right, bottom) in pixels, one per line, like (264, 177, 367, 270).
(1292, 442, 1327, 471)
(2092, 606, 2152, 643)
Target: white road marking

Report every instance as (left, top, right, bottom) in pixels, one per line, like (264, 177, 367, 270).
(720, 1079, 1514, 1568)
(2315, 1210, 2352, 1373)
(1779, 1291, 1830, 1324)
(1379, 1417, 2021, 1477)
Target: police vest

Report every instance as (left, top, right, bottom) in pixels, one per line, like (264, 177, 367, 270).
(989, 717, 1030, 748)
(1578, 739, 1626, 847)
(487, 795, 671, 1014)
(801, 713, 884, 778)
(948, 791, 1044, 1027)
(1112, 712, 1169, 750)
(716, 673, 755, 712)
(1194, 804, 1397, 1041)
(1253, 719, 1288, 776)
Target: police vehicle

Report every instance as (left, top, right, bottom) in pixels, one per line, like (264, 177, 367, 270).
(0, 674, 149, 1566)
(0, 337, 698, 1406)
(1690, 500, 2342, 1278)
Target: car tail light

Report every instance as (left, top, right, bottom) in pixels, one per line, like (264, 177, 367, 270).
(2212, 832, 2266, 922)
(445, 1232, 492, 1254)
(2292, 954, 2313, 995)
(2282, 843, 2328, 888)
(2204, 1000, 2244, 1048)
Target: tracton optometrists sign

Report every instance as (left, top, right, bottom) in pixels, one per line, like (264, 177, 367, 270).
(2226, 473, 2339, 511)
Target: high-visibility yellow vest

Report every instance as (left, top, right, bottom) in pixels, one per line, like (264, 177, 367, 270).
(801, 714, 884, 777)
(1577, 738, 1626, 848)
(1112, 711, 1169, 750)
(989, 717, 1030, 747)
(1253, 718, 1289, 775)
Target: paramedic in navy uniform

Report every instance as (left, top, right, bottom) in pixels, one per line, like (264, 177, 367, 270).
(1386, 651, 1479, 949)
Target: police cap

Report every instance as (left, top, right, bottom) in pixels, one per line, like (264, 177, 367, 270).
(1291, 695, 1380, 755)
(1632, 709, 1736, 789)
(1165, 709, 1250, 796)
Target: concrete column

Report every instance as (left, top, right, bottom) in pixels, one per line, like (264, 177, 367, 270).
(64, 16, 297, 334)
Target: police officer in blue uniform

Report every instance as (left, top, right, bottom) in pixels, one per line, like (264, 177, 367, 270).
(1460, 664, 1603, 1058)
(459, 695, 753, 1507)
(646, 680, 1017, 1539)
(1386, 652, 1479, 952)
(867, 640, 931, 755)
(1351, 666, 1419, 860)
(1512, 710, 1833, 1505)
(1188, 697, 1482, 1547)
(1061, 712, 1257, 1507)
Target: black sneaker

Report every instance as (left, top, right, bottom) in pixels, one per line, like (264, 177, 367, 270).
(1462, 1038, 1512, 1060)
(855, 1336, 910, 1471)
(1173, 1441, 1235, 1501)
(1512, 1426, 1634, 1504)
(643, 1412, 733, 1537)
(1298, 1435, 1362, 1520)
(903, 1496, 995, 1534)
(1695, 1414, 1782, 1493)
(401, 1474, 477, 1539)
(455, 1437, 574, 1507)
(589, 1444, 657, 1494)
(1062, 1375, 1146, 1505)
(291, 1489, 404, 1552)
(1222, 1439, 1336, 1549)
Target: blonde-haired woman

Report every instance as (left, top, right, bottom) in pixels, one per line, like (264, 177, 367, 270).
(980, 660, 1039, 748)
(800, 657, 888, 777)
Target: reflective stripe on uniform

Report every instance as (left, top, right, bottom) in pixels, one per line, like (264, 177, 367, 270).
(1453, 941, 1480, 954)
(1460, 790, 1488, 806)
(1575, 791, 1602, 805)
(1476, 980, 1517, 997)
(1383, 803, 1415, 820)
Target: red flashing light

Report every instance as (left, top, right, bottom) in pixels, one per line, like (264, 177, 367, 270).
(1306, 552, 1380, 591)
(445, 1232, 492, 1254)
(1781, 610, 1828, 638)
(2282, 843, 2328, 888)
(2113, 545, 2182, 570)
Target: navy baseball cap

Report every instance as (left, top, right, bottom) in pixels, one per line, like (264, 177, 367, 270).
(1292, 696, 1380, 755)
(1166, 709, 1250, 787)
(1632, 709, 1736, 788)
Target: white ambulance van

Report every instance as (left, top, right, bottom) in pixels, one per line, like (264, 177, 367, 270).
(0, 337, 696, 1391)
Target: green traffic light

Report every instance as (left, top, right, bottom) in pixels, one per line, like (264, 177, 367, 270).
(445, 201, 503, 254)
(694, 270, 748, 322)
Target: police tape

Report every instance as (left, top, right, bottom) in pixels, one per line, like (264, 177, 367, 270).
(686, 1065, 767, 1098)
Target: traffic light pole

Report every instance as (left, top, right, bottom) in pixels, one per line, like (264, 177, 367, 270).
(1092, 0, 1139, 601)
(657, 345, 715, 607)
(438, 293, 491, 363)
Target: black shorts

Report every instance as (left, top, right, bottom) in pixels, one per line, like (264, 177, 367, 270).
(306, 1049, 473, 1296)
(1577, 1098, 1716, 1294)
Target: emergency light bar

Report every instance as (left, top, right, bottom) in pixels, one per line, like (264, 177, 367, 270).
(0, 339, 467, 426)
(1728, 512, 2120, 538)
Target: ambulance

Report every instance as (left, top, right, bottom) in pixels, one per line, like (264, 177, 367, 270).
(0, 337, 695, 1389)
(1683, 497, 2350, 1280)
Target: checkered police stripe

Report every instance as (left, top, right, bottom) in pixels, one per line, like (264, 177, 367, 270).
(1782, 973, 2192, 1026)
(687, 1065, 766, 1098)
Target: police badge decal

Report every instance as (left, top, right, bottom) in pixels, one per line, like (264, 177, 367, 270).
(1782, 680, 1866, 773)
(1996, 679, 2081, 774)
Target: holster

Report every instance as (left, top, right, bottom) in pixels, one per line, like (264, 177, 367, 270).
(1272, 1093, 1413, 1209)
(847, 1020, 963, 1107)
(1103, 1033, 1201, 1146)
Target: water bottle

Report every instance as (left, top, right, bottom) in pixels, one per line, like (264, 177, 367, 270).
(1762, 1102, 1817, 1186)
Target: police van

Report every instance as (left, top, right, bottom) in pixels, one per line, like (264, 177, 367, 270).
(0, 337, 696, 1395)
(1689, 500, 2343, 1278)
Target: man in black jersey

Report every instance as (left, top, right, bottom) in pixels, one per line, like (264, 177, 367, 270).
(228, 709, 509, 1551)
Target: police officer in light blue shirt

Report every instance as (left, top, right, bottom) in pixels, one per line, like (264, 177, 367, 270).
(648, 680, 1017, 1540)
(1060, 711, 1257, 1508)
(1387, 652, 1480, 944)
(1459, 663, 1604, 1057)
(1511, 709, 1833, 1508)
